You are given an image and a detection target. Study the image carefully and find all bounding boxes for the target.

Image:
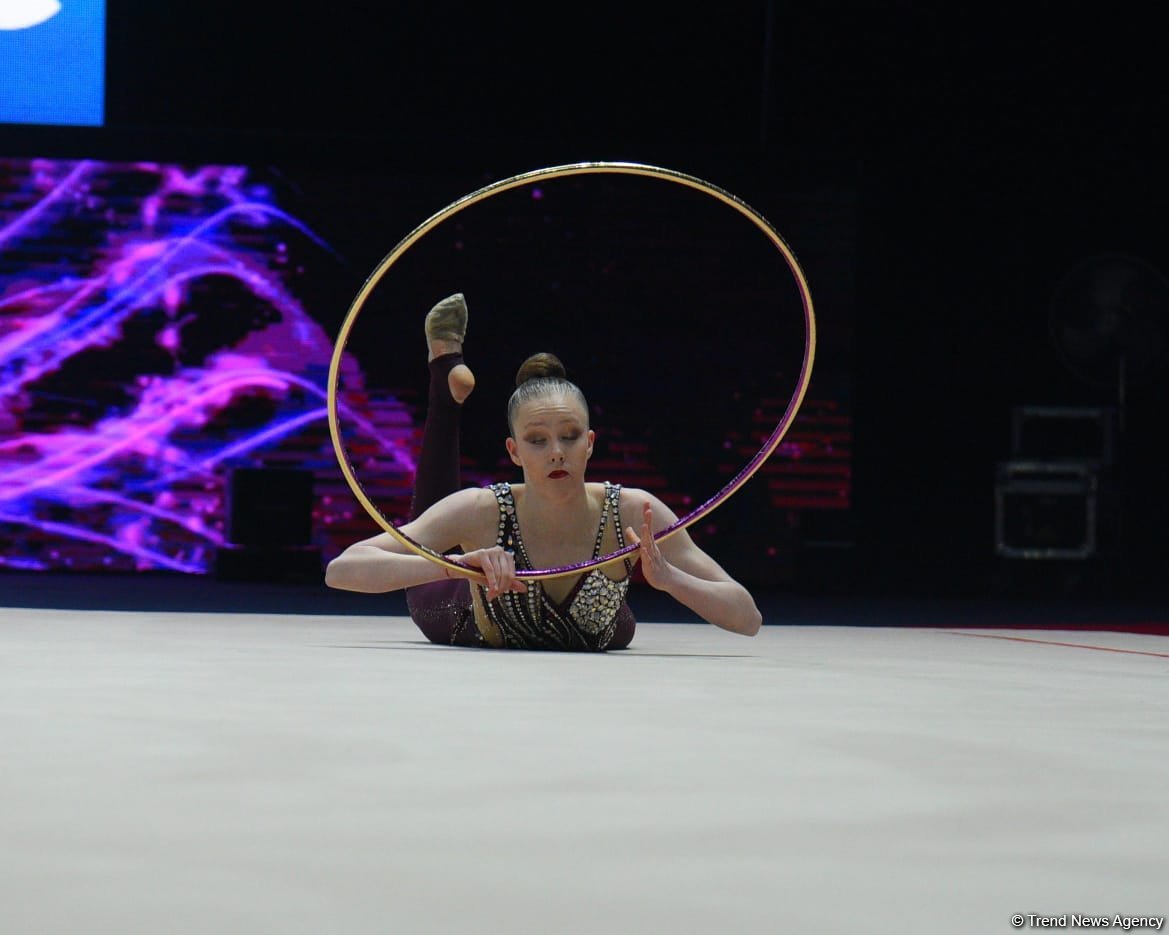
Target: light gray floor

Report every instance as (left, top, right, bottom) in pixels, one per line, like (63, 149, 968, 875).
(2, 608, 1167, 935)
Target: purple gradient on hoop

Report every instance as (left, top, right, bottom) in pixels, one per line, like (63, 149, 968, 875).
(333, 161, 817, 581)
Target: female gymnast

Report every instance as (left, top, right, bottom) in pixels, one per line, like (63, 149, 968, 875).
(325, 293, 762, 650)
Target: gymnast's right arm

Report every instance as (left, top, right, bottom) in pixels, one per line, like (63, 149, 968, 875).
(324, 487, 524, 598)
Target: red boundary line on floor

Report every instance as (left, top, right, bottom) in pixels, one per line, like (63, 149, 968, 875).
(955, 622, 1169, 636)
(945, 631, 1169, 659)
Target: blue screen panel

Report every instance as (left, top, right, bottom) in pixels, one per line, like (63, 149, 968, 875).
(0, 0, 105, 126)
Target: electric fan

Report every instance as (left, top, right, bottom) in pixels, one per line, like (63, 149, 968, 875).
(1048, 252, 1169, 430)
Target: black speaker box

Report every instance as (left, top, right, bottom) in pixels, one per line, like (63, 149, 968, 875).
(226, 468, 314, 547)
(214, 544, 322, 583)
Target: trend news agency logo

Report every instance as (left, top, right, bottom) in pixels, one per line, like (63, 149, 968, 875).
(0, 0, 63, 30)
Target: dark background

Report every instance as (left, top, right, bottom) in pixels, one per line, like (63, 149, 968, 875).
(3, 1, 1167, 599)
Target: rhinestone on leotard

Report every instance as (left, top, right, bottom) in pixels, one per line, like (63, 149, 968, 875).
(477, 481, 631, 650)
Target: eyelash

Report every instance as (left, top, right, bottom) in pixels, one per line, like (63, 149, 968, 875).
(526, 435, 580, 445)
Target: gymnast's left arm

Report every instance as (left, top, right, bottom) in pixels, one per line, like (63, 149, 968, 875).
(624, 493, 762, 636)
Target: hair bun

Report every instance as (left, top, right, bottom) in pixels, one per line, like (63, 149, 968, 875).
(515, 351, 567, 387)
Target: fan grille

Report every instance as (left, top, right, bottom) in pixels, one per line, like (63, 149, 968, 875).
(1049, 252, 1169, 388)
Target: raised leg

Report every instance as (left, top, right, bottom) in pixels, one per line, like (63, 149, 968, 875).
(406, 296, 480, 646)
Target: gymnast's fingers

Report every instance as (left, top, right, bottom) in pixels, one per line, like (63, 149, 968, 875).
(498, 548, 527, 593)
(640, 502, 657, 553)
(482, 555, 500, 597)
(476, 547, 516, 598)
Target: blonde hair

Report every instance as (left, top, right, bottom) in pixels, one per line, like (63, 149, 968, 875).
(507, 352, 589, 433)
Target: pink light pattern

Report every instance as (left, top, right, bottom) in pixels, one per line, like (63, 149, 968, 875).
(0, 158, 415, 573)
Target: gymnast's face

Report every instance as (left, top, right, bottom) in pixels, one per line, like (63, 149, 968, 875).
(505, 392, 594, 485)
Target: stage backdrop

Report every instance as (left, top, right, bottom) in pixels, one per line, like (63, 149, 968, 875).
(0, 155, 853, 583)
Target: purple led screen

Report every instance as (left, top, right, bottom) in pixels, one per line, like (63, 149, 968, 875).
(0, 157, 417, 572)
(0, 156, 853, 576)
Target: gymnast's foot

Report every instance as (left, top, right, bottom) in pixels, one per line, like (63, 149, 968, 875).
(426, 293, 476, 403)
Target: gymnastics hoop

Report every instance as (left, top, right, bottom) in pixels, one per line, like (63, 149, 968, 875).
(327, 161, 816, 581)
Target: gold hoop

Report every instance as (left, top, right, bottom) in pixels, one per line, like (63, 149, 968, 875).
(327, 161, 816, 581)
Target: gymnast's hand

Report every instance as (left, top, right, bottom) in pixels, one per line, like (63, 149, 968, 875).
(626, 501, 675, 591)
(454, 546, 528, 600)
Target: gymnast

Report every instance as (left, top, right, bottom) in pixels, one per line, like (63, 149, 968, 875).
(325, 293, 762, 650)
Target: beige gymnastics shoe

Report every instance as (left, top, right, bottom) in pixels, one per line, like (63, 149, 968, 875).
(425, 292, 468, 352)
(425, 293, 475, 402)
